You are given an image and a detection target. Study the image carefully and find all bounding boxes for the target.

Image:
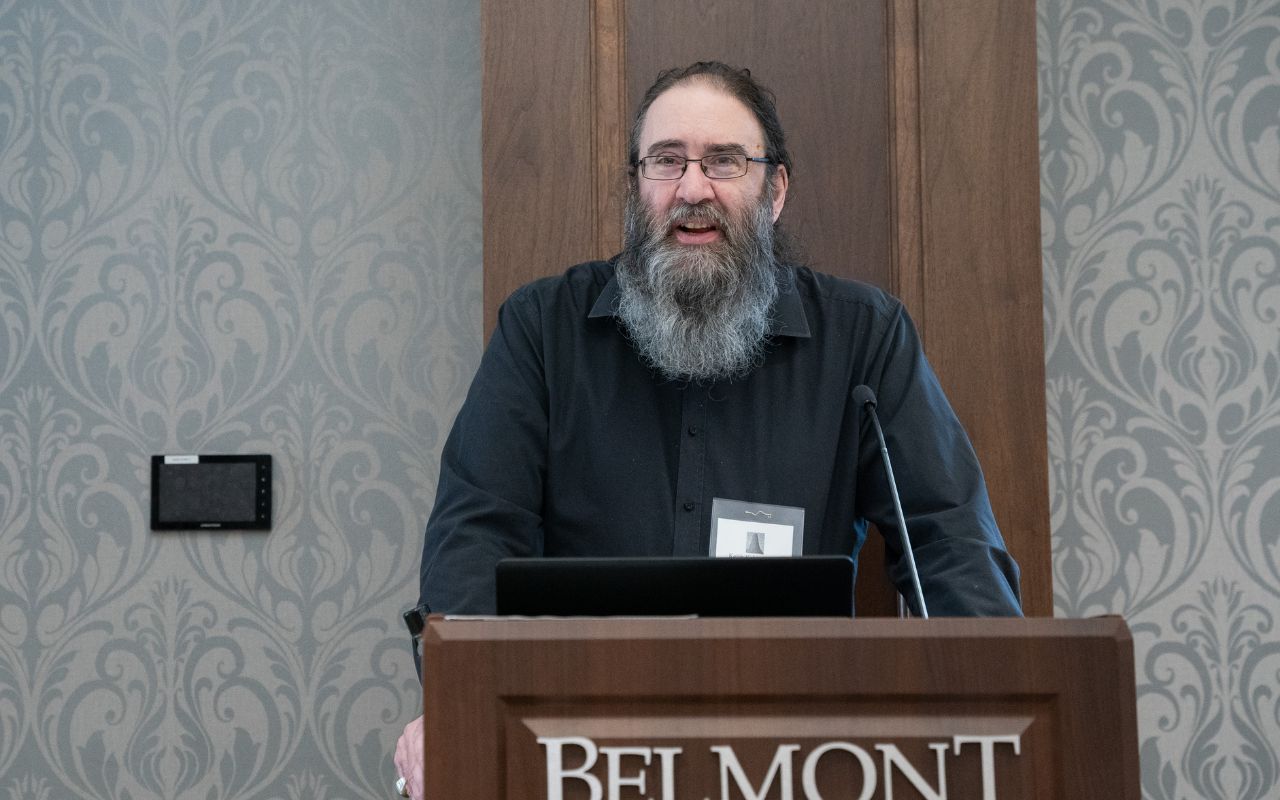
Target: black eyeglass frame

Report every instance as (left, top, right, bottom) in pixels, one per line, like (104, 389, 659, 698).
(633, 153, 776, 180)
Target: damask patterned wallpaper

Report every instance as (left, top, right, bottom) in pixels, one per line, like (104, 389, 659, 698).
(0, 1, 480, 798)
(1039, 0, 1280, 797)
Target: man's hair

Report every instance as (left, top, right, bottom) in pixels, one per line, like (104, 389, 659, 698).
(628, 61, 793, 179)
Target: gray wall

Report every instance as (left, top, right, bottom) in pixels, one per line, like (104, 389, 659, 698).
(0, 1, 479, 797)
(1039, 0, 1280, 797)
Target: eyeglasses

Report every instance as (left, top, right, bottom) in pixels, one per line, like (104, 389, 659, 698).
(635, 153, 774, 180)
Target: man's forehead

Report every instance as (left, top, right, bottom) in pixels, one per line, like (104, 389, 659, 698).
(638, 82, 766, 153)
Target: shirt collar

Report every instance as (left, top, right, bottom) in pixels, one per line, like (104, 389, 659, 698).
(588, 269, 812, 339)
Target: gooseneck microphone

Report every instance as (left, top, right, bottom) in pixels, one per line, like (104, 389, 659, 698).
(851, 385, 929, 619)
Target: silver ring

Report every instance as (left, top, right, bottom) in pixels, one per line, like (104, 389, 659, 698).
(395, 776, 409, 797)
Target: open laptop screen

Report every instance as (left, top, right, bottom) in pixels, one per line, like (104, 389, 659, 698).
(495, 556, 855, 617)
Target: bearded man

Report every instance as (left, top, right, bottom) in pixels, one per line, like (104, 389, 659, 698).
(392, 62, 1021, 799)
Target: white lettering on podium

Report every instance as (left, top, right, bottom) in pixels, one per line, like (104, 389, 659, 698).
(538, 733, 1023, 799)
(876, 743, 948, 800)
(605, 746, 650, 797)
(953, 735, 1022, 800)
(800, 741, 877, 800)
(538, 737, 683, 800)
(652, 747, 682, 800)
(539, 736, 602, 800)
(712, 744, 800, 800)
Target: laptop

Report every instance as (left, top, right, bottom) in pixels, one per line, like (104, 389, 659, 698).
(495, 555, 855, 617)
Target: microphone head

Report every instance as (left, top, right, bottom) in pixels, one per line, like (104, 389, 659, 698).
(851, 384, 877, 409)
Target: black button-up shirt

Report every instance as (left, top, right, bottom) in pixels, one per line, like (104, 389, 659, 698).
(419, 260, 1021, 617)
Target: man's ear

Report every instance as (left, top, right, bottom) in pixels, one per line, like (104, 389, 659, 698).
(770, 165, 789, 222)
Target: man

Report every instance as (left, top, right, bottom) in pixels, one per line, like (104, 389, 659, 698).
(393, 61, 1021, 798)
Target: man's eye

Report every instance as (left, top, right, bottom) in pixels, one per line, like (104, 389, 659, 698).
(652, 155, 682, 167)
(706, 154, 740, 167)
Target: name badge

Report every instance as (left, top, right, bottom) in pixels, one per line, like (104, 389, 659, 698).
(709, 498, 804, 557)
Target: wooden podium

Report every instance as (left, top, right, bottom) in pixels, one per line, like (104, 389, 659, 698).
(422, 617, 1139, 799)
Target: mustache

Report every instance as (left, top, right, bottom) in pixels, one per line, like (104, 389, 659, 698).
(662, 202, 730, 229)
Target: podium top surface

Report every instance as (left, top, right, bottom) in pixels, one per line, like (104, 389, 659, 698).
(425, 614, 1129, 644)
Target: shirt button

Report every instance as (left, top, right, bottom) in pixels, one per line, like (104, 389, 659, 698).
(683, 501, 695, 512)
(687, 425, 698, 436)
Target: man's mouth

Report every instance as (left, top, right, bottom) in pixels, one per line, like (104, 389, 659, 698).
(672, 219, 722, 245)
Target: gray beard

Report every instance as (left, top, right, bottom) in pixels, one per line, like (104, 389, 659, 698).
(615, 187, 781, 382)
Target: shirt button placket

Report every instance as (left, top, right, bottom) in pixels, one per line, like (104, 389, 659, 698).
(672, 385, 708, 555)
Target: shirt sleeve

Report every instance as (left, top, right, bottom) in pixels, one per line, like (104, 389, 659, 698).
(856, 303, 1023, 617)
(417, 289, 549, 616)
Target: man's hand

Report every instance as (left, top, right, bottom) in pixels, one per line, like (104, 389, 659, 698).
(393, 715, 425, 799)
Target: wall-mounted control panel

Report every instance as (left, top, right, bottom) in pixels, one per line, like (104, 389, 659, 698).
(150, 454, 272, 530)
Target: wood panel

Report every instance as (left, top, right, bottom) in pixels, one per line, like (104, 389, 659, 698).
(481, 0, 1050, 616)
(482, 0, 597, 333)
(592, 0, 628, 259)
(909, 0, 1050, 614)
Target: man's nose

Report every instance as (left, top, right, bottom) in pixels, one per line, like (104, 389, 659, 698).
(675, 163, 715, 205)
